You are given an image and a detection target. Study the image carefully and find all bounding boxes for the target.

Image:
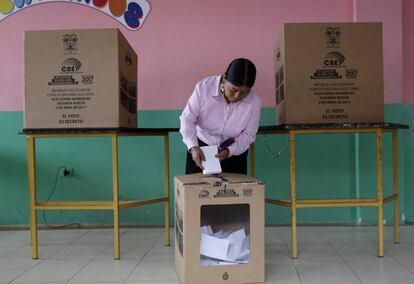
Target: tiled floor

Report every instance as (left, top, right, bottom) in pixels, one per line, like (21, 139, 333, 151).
(0, 226, 413, 284)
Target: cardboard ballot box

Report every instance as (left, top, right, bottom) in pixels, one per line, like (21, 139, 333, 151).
(174, 173, 265, 284)
(274, 22, 384, 124)
(25, 28, 137, 129)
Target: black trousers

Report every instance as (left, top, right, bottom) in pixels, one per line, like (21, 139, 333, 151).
(185, 139, 248, 175)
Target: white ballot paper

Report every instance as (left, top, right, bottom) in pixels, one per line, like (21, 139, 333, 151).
(200, 225, 250, 266)
(200, 146, 222, 175)
(200, 233, 230, 260)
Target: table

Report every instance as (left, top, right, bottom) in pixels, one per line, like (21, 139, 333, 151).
(22, 127, 178, 260)
(23, 123, 408, 260)
(251, 123, 409, 258)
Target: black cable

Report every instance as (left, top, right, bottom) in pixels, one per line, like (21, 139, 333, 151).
(262, 135, 288, 159)
(42, 166, 81, 229)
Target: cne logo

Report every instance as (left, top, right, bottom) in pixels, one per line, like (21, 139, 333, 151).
(63, 34, 78, 51)
(61, 58, 82, 73)
(323, 51, 345, 66)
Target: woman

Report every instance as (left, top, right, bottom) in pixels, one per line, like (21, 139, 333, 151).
(180, 58, 261, 174)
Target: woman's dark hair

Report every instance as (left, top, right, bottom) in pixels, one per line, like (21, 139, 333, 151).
(224, 58, 256, 88)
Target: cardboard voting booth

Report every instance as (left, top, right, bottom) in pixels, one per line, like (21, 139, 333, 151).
(274, 22, 384, 124)
(174, 173, 265, 284)
(25, 28, 137, 129)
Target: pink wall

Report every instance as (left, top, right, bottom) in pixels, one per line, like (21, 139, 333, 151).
(0, 0, 353, 111)
(354, 0, 404, 103)
(0, 0, 405, 111)
(403, 0, 414, 104)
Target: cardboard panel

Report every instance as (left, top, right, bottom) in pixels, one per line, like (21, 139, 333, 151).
(174, 173, 265, 284)
(24, 28, 137, 128)
(275, 22, 384, 124)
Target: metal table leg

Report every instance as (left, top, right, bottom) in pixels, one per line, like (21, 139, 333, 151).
(27, 136, 38, 259)
(290, 131, 297, 259)
(392, 129, 400, 244)
(376, 129, 384, 257)
(164, 134, 171, 246)
(112, 134, 120, 259)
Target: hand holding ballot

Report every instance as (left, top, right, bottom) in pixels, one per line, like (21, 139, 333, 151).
(200, 146, 222, 175)
(190, 138, 234, 173)
(190, 146, 205, 170)
(191, 144, 231, 175)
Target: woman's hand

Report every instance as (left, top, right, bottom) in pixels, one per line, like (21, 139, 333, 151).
(215, 149, 229, 161)
(190, 146, 205, 169)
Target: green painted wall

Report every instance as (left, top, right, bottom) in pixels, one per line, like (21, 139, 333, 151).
(358, 104, 407, 224)
(0, 104, 412, 226)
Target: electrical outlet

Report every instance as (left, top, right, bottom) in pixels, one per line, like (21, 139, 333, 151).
(61, 167, 74, 177)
